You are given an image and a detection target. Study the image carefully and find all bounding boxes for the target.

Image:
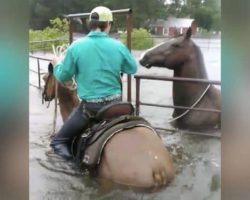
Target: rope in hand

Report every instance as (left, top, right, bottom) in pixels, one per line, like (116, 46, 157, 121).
(52, 44, 77, 91)
(51, 44, 69, 136)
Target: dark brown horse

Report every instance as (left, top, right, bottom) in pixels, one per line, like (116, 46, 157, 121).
(42, 64, 175, 189)
(139, 27, 221, 131)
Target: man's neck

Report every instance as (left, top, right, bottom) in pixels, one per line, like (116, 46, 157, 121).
(92, 28, 108, 33)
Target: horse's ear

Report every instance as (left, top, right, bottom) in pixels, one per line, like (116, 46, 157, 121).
(185, 27, 192, 40)
(48, 63, 53, 73)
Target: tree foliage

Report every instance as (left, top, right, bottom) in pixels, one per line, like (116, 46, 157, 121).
(121, 28, 153, 50)
(30, 0, 166, 30)
(193, 7, 213, 31)
(165, 0, 186, 17)
(29, 18, 69, 52)
(165, 0, 221, 31)
(29, 0, 221, 32)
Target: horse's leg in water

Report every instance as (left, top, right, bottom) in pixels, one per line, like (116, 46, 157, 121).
(97, 127, 175, 188)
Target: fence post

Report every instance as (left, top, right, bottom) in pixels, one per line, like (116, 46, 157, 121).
(37, 58, 41, 89)
(69, 19, 73, 44)
(126, 12, 132, 102)
(135, 77, 140, 115)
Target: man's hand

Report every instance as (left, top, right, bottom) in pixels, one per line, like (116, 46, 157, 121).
(51, 55, 63, 66)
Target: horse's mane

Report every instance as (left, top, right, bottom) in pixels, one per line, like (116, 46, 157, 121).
(192, 41, 208, 79)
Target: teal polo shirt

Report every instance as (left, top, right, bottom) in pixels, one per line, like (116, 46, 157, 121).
(54, 31, 137, 100)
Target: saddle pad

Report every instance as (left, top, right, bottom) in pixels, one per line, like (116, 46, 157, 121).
(81, 118, 157, 170)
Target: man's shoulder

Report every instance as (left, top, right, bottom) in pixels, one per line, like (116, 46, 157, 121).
(71, 37, 88, 46)
(107, 37, 126, 48)
(68, 37, 90, 52)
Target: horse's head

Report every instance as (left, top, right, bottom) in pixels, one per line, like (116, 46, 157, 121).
(139, 27, 195, 69)
(42, 63, 56, 102)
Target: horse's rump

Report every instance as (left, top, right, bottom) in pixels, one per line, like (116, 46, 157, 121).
(72, 115, 157, 173)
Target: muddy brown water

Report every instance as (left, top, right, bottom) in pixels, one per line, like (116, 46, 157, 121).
(30, 85, 220, 200)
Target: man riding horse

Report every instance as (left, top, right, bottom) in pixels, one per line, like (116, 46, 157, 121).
(51, 6, 137, 160)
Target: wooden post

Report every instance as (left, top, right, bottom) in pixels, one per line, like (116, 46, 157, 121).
(126, 12, 132, 102)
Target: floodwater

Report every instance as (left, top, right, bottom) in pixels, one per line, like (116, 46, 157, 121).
(29, 38, 221, 199)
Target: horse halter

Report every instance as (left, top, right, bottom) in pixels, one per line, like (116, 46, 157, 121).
(42, 44, 68, 107)
(42, 72, 57, 108)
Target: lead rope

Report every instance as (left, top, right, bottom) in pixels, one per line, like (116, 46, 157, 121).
(52, 80, 58, 136)
(168, 84, 211, 123)
(51, 44, 68, 136)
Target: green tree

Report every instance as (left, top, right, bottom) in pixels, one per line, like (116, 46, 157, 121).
(166, 0, 187, 17)
(186, 0, 202, 9)
(193, 7, 213, 31)
(29, 18, 69, 51)
(164, 0, 221, 31)
(30, 0, 167, 30)
(203, 0, 221, 31)
(193, 0, 220, 31)
(121, 28, 153, 50)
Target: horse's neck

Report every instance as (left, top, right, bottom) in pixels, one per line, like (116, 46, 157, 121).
(176, 45, 208, 79)
(57, 84, 80, 121)
(173, 45, 209, 106)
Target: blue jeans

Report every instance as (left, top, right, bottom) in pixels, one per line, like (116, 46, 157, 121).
(50, 96, 122, 150)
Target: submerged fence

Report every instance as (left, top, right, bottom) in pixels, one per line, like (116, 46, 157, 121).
(134, 74, 221, 115)
(29, 38, 69, 53)
(29, 36, 220, 52)
(29, 55, 51, 89)
(132, 74, 221, 137)
(134, 74, 221, 137)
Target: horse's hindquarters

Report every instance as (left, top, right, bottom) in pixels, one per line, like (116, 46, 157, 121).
(97, 127, 175, 188)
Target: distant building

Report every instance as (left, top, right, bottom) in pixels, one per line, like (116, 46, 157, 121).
(151, 17, 197, 37)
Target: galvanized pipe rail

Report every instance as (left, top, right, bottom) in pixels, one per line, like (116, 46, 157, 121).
(65, 8, 133, 102)
(134, 74, 221, 115)
(29, 38, 69, 52)
(65, 8, 132, 19)
(29, 55, 51, 89)
(29, 38, 68, 44)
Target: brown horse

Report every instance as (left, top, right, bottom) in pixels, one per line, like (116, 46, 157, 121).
(42, 64, 175, 189)
(139, 27, 221, 131)
(42, 65, 79, 122)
